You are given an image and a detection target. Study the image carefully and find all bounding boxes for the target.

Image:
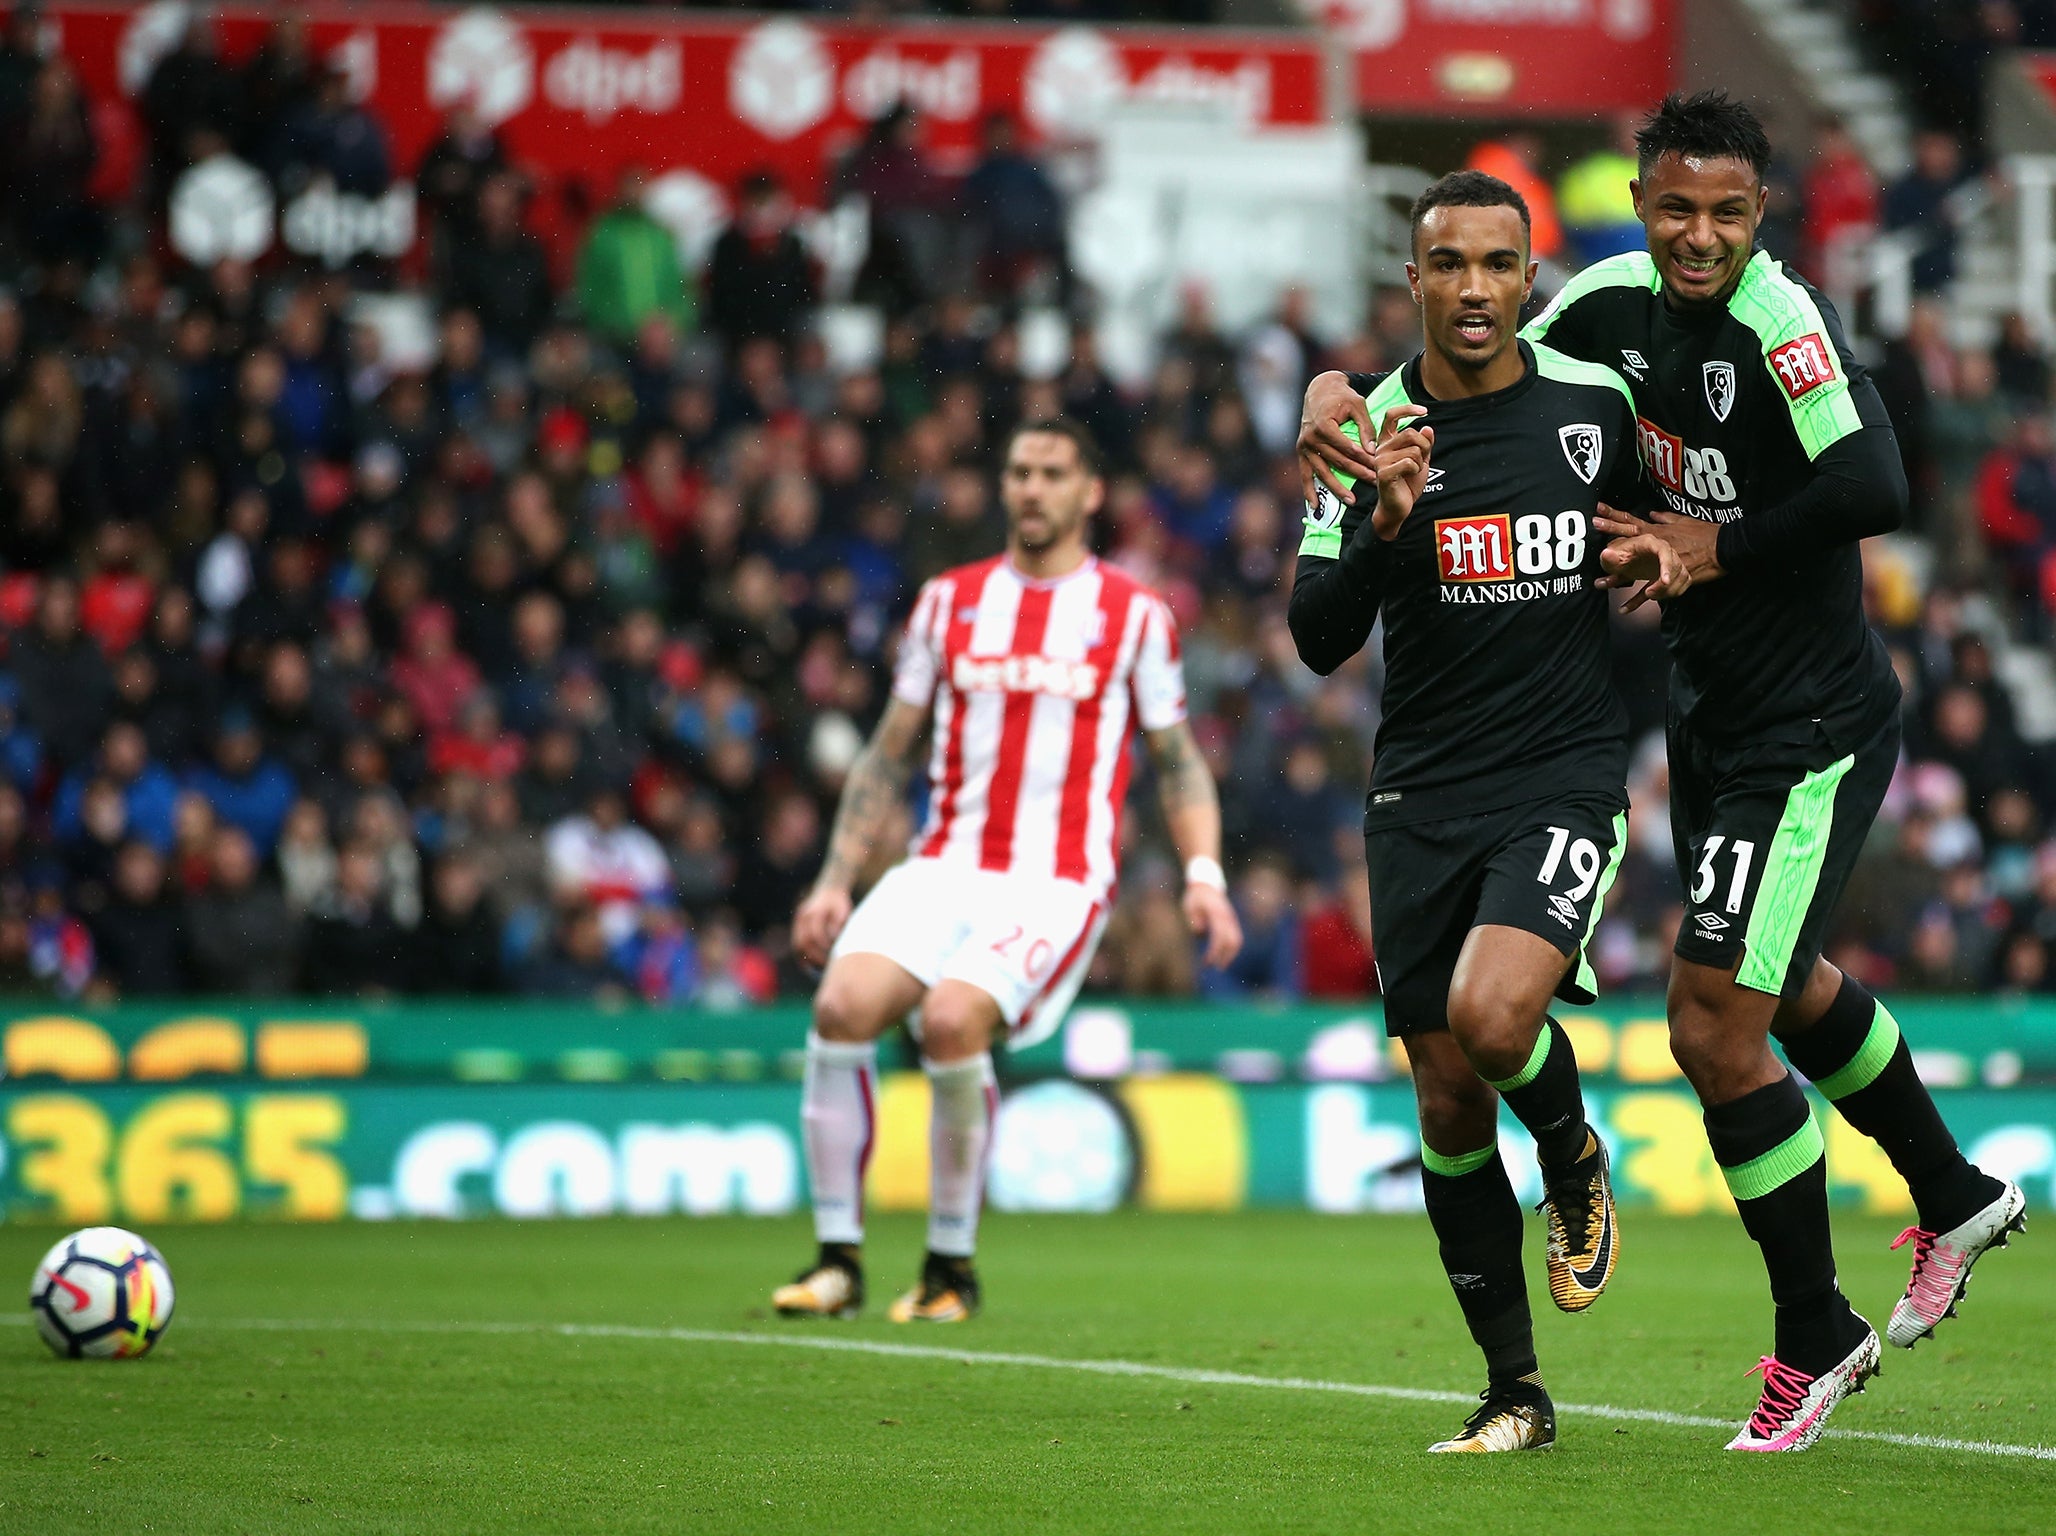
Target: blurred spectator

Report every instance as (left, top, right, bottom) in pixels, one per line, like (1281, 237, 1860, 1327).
(545, 786, 669, 945)
(301, 840, 409, 997)
(412, 851, 504, 994)
(841, 103, 955, 314)
(1799, 122, 1878, 290)
(443, 171, 553, 357)
(273, 60, 389, 197)
(186, 710, 296, 856)
(1299, 875, 1377, 999)
(1202, 856, 1300, 998)
(55, 722, 178, 854)
(518, 900, 628, 1001)
(1883, 129, 1968, 296)
(961, 112, 1067, 304)
(1557, 116, 1642, 267)
(85, 840, 185, 998)
(13, 577, 113, 767)
(577, 168, 692, 346)
(705, 170, 817, 352)
(1466, 133, 1562, 260)
(183, 826, 300, 994)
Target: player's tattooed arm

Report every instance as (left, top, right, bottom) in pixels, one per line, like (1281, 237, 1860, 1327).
(794, 697, 927, 966)
(1144, 722, 1243, 969)
(815, 697, 927, 893)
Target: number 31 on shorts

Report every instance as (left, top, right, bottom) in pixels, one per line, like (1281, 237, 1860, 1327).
(1691, 835, 1756, 915)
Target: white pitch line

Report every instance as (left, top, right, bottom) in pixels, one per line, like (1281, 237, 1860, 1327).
(11, 1311, 2053, 1462)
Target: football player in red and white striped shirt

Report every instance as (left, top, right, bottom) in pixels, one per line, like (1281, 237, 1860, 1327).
(773, 419, 1242, 1324)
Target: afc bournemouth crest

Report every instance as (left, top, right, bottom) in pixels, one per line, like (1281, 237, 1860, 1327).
(1703, 361, 1737, 423)
(1558, 423, 1602, 485)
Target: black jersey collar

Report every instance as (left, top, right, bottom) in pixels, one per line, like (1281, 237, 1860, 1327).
(1400, 339, 1540, 417)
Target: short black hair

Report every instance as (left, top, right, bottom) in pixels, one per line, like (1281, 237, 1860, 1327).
(1409, 171, 1531, 252)
(1006, 417, 1103, 476)
(1634, 91, 1772, 180)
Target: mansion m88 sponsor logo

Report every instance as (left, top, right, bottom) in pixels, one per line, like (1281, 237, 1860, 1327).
(1434, 510, 1588, 603)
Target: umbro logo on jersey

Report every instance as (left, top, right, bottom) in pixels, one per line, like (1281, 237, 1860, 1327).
(1424, 467, 1446, 492)
(1559, 424, 1602, 485)
(1620, 349, 1648, 377)
(1703, 361, 1737, 422)
(1695, 912, 1730, 934)
(1547, 893, 1579, 927)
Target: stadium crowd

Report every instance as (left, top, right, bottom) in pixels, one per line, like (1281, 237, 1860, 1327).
(0, 14, 2052, 1006)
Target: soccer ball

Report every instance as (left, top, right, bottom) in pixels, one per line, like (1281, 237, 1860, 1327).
(29, 1227, 176, 1359)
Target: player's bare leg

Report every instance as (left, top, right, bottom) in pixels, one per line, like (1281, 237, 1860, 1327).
(1447, 926, 1617, 1310)
(1407, 1032, 1555, 1452)
(1668, 956, 1879, 1450)
(889, 980, 1004, 1323)
(1769, 957, 2024, 1347)
(773, 953, 926, 1320)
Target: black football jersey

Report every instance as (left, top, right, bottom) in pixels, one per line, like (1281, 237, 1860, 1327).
(1524, 250, 1901, 747)
(1298, 339, 1645, 828)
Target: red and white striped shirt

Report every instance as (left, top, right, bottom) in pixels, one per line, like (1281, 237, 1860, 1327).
(892, 556, 1187, 898)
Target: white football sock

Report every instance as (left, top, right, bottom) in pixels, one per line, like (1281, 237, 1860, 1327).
(802, 1033, 876, 1247)
(925, 1053, 998, 1259)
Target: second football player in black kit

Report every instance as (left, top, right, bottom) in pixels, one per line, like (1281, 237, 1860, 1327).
(1288, 172, 1673, 1454)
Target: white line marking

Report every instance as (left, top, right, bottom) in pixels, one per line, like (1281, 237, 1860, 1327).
(10, 1312, 2051, 1461)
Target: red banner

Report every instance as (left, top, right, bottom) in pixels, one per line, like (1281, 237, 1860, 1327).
(1312, 0, 1672, 114)
(46, 2, 1328, 206)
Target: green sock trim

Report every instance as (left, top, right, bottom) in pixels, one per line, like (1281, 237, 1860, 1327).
(1485, 1025, 1552, 1093)
(1421, 1142, 1498, 1178)
(1719, 1116, 1826, 1203)
(1813, 1003, 1902, 1101)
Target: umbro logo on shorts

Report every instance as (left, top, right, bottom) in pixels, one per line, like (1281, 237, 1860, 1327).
(1548, 893, 1579, 927)
(1696, 912, 1730, 935)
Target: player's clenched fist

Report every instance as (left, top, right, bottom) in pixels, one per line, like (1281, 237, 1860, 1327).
(1372, 405, 1436, 541)
(792, 884, 853, 968)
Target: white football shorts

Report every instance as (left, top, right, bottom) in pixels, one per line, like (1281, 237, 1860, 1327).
(830, 856, 1112, 1050)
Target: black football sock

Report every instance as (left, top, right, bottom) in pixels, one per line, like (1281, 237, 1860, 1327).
(1775, 975, 1994, 1231)
(818, 1242, 861, 1273)
(1704, 1074, 1857, 1375)
(1420, 1143, 1538, 1392)
(1485, 1017, 1590, 1171)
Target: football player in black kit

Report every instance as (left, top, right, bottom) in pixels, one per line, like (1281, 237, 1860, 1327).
(1300, 95, 2022, 1454)
(1288, 171, 1679, 1454)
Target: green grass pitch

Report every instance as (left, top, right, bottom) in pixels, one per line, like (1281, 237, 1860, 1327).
(0, 1212, 2050, 1534)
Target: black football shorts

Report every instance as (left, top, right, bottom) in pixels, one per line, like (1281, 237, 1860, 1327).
(1364, 791, 1629, 1038)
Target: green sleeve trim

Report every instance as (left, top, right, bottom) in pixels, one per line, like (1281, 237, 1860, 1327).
(1530, 343, 1636, 416)
(1726, 255, 1865, 459)
(1813, 1003, 1902, 1100)
(1485, 1025, 1553, 1093)
(1569, 812, 1631, 1001)
(1523, 251, 1659, 344)
(1298, 374, 1415, 559)
(1719, 1115, 1825, 1203)
(1421, 1142, 1499, 1178)
(1738, 752, 1857, 995)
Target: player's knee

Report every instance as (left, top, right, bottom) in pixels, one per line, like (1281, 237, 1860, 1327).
(918, 993, 996, 1063)
(1443, 980, 1535, 1082)
(1412, 1069, 1494, 1150)
(812, 980, 875, 1044)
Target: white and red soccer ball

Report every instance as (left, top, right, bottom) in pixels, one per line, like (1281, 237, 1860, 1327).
(30, 1227, 176, 1359)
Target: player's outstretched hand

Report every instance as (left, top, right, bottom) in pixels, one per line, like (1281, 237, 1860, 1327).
(792, 885, 853, 969)
(1371, 406, 1434, 541)
(1297, 371, 1379, 507)
(1595, 507, 1720, 612)
(1185, 881, 1243, 970)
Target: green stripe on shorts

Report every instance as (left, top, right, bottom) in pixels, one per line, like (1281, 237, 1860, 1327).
(1719, 1115, 1825, 1203)
(1737, 753, 1855, 995)
(1571, 811, 1630, 999)
(1814, 1002, 1902, 1100)
(1421, 1142, 1497, 1178)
